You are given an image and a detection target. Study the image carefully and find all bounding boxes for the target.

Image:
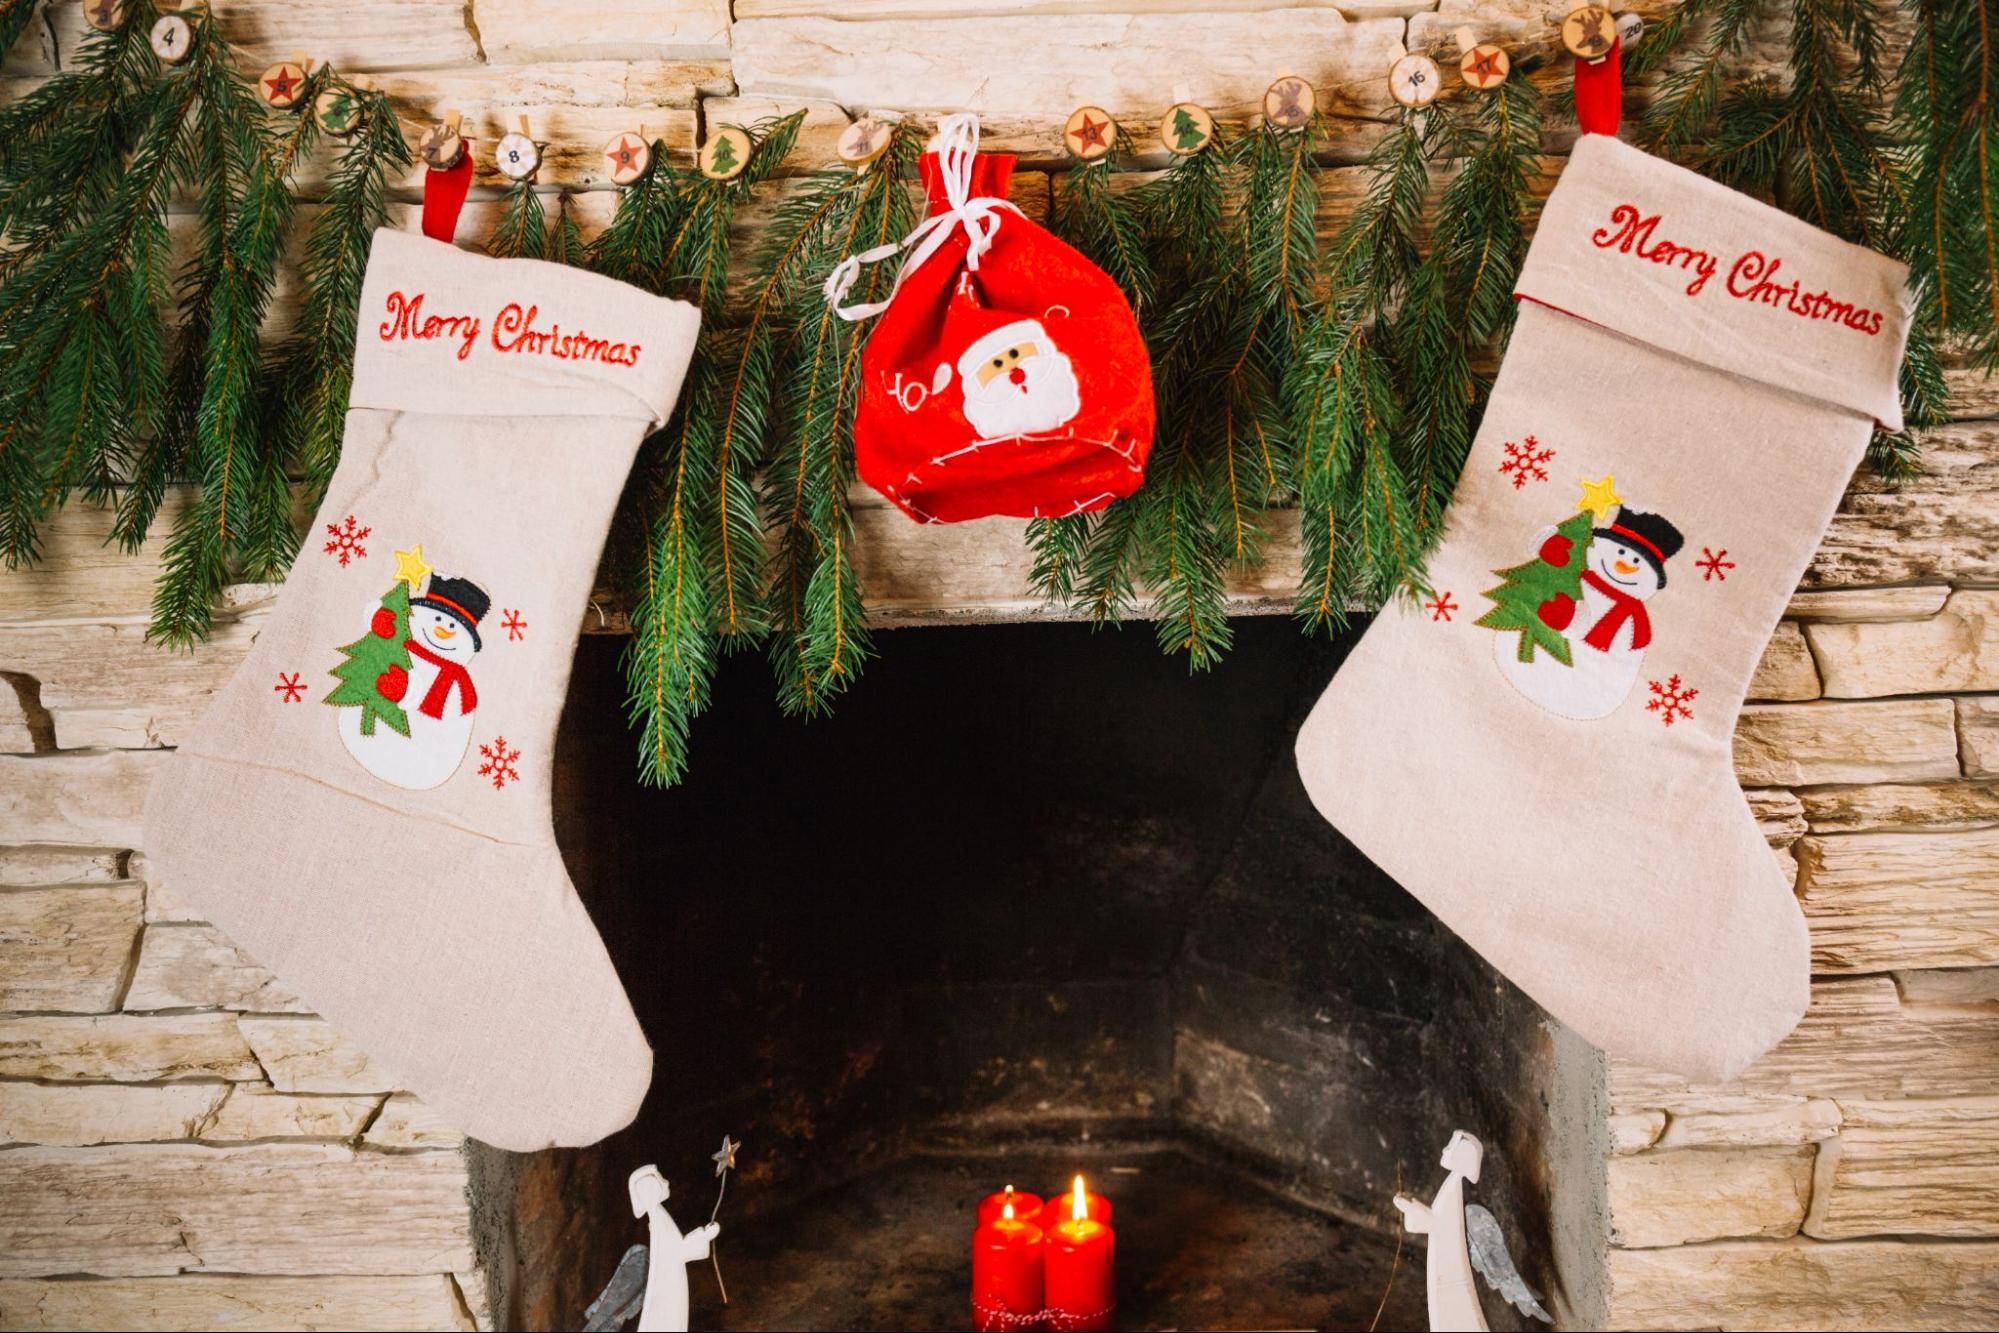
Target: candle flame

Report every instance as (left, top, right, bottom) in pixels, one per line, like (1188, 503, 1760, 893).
(1002, 1201, 1015, 1221)
(1071, 1175, 1087, 1222)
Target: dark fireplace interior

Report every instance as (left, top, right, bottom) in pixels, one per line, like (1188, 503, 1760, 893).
(473, 617, 1568, 1331)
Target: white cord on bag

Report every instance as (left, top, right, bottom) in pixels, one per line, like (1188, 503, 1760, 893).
(821, 112, 1022, 321)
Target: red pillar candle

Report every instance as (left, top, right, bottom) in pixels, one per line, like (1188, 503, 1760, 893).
(971, 1202, 1045, 1332)
(1043, 1177, 1115, 1333)
(977, 1185, 1044, 1230)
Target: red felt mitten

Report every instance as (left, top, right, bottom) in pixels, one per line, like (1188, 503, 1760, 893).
(830, 115, 1153, 524)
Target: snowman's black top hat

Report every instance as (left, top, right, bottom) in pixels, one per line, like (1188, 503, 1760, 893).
(1594, 509, 1684, 586)
(413, 575, 490, 651)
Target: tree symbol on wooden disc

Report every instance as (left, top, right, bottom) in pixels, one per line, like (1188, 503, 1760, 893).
(701, 127, 752, 180)
(1158, 103, 1214, 156)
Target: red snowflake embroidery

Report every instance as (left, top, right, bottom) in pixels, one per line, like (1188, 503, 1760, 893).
(1646, 675, 1698, 727)
(1425, 591, 1458, 622)
(477, 736, 521, 789)
(1696, 547, 1735, 582)
(1497, 436, 1555, 489)
(273, 672, 305, 703)
(323, 515, 370, 566)
(502, 609, 527, 641)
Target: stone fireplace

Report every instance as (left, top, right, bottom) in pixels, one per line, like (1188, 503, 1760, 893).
(468, 618, 1596, 1330)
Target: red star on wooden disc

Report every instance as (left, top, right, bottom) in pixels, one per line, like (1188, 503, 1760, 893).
(606, 136, 640, 171)
(1072, 114, 1110, 152)
(264, 68, 298, 102)
(1468, 48, 1503, 83)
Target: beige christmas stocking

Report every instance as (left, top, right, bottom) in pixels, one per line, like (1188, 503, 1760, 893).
(1297, 137, 1912, 1082)
(144, 229, 700, 1149)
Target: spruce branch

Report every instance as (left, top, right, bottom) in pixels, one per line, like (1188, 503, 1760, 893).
(548, 191, 588, 266)
(1289, 110, 1435, 631)
(487, 178, 548, 260)
(622, 111, 805, 786)
(1396, 80, 1542, 540)
(768, 124, 916, 716)
(150, 16, 313, 645)
(262, 84, 411, 510)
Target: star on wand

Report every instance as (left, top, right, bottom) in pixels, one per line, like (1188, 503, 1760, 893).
(709, 1134, 740, 1303)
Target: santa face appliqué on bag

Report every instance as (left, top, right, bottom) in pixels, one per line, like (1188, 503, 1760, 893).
(831, 115, 1153, 524)
(327, 565, 491, 789)
(1477, 481, 1686, 721)
(952, 315, 1082, 439)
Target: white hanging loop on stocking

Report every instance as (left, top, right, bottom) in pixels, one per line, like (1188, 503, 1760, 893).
(822, 112, 1022, 321)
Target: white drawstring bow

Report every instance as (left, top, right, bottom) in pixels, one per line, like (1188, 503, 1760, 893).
(822, 112, 1021, 321)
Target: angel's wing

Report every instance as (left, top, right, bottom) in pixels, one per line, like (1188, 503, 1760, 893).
(1466, 1204, 1553, 1324)
(582, 1243, 651, 1332)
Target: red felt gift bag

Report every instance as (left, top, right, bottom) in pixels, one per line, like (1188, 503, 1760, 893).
(827, 115, 1154, 524)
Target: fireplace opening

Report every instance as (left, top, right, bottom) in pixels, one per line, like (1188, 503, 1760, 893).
(482, 617, 1571, 1331)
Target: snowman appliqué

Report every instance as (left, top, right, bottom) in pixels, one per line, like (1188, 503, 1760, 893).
(327, 567, 491, 790)
(1479, 487, 1686, 721)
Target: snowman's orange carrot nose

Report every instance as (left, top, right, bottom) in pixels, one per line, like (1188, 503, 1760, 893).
(1614, 559, 1639, 575)
(434, 623, 457, 638)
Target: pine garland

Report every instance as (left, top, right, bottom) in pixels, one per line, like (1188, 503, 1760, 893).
(620, 111, 805, 787)
(766, 122, 919, 717)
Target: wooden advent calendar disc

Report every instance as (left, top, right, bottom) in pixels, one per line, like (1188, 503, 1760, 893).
(83, 0, 124, 33)
(419, 122, 465, 171)
(1388, 54, 1443, 108)
(314, 87, 361, 136)
(1459, 43, 1510, 90)
(601, 132, 651, 185)
(149, 14, 190, 64)
(700, 126, 752, 180)
(1064, 106, 1116, 161)
(1263, 76, 1314, 129)
(1615, 12, 1645, 47)
(259, 62, 307, 110)
(836, 117, 893, 167)
(1158, 102, 1214, 156)
(1562, 5, 1618, 61)
(494, 132, 540, 182)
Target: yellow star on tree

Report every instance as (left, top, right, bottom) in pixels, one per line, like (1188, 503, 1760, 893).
(394, 545, 432, 591)
(1579, 475, 1622, 521)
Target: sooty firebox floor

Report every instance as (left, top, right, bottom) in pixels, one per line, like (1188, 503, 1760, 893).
(693, 1146, 1426, 1332)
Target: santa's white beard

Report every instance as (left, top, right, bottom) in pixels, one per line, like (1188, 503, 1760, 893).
(961, 353, 1082, 439)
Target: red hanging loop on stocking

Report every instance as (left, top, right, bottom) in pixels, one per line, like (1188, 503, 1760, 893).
(1574, 32, 1623, 137)
(422, 153, 475, 243)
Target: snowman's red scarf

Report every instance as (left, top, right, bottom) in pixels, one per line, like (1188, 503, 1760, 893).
(405, 640, 478, 718)
(1580, 571, 1652, 652)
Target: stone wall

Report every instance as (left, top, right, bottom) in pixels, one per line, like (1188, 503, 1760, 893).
(2, 1, 1996, 1330)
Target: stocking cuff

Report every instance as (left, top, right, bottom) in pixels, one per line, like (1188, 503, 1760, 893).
(1516, 136, 1913, 430)
(351, 228, 701, 427)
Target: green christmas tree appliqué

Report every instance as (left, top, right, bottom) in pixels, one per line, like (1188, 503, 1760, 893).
(325, 582, 413, 737)
(1475, 510, 1596, 666)
(708, 133, 739, 175)
(1172, 107, 1206, 152)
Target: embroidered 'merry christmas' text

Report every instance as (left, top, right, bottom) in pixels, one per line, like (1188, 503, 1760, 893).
(378, 291, 645, 367)
(1589, 204, 1887, 337)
